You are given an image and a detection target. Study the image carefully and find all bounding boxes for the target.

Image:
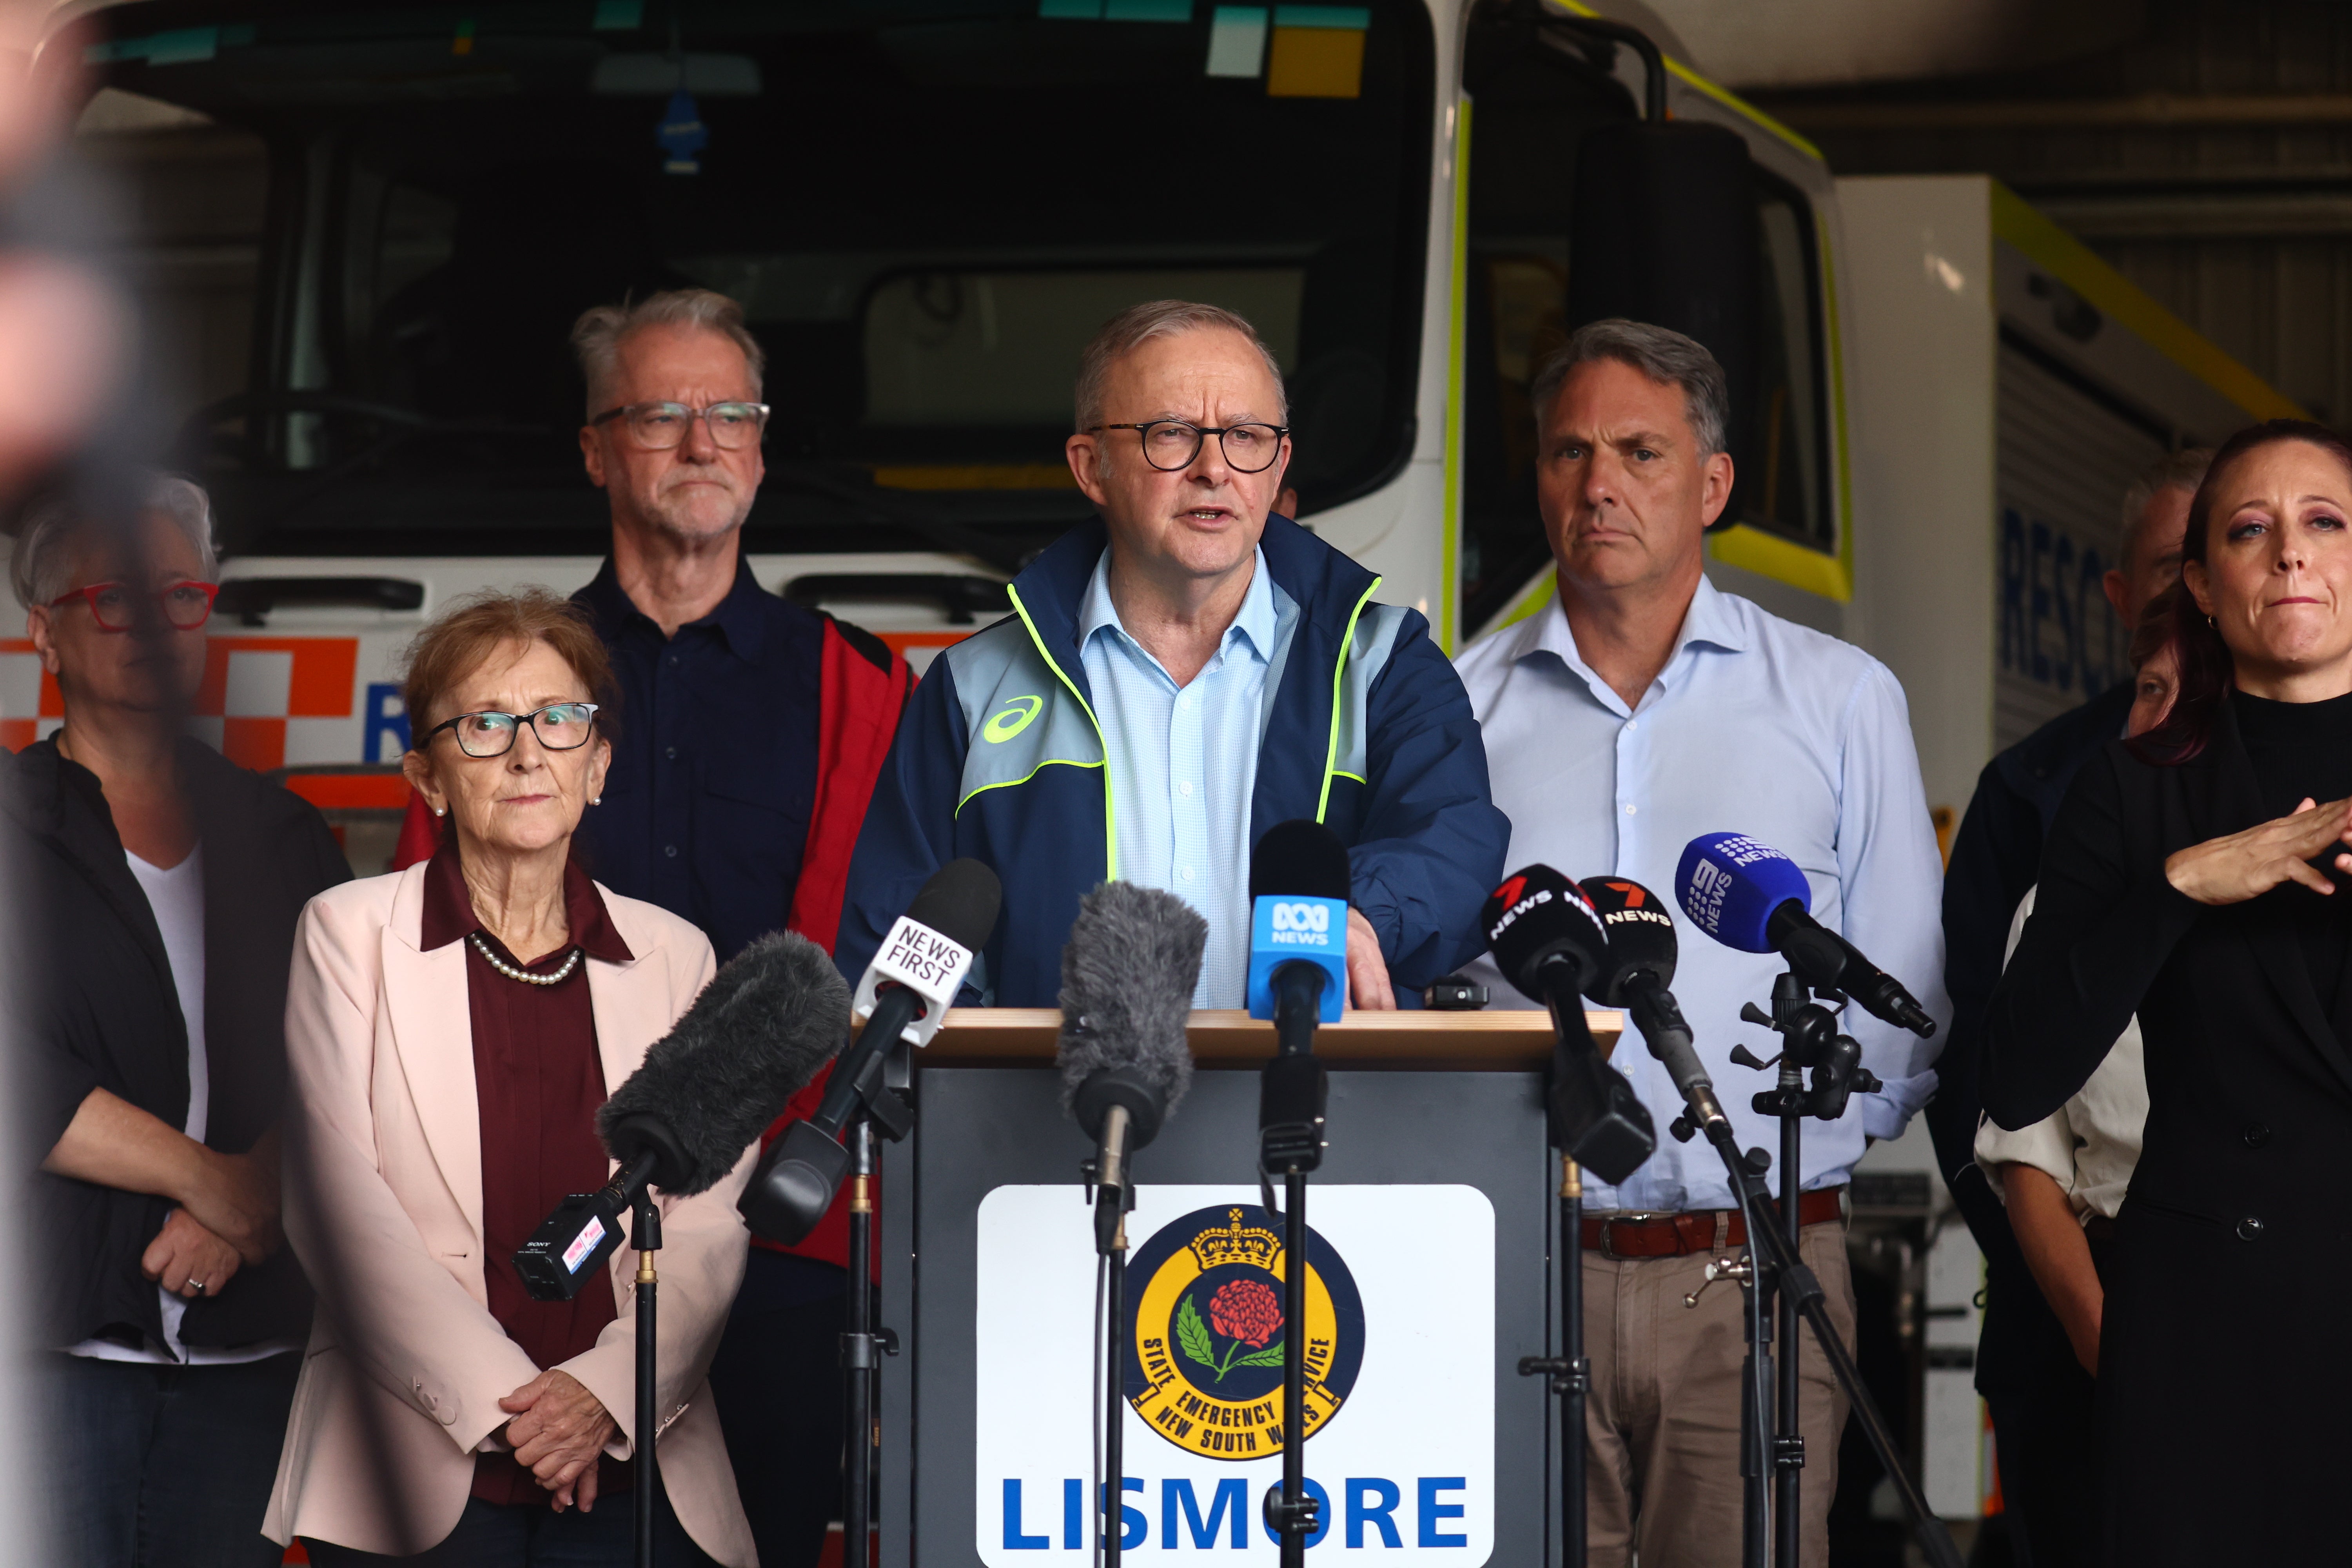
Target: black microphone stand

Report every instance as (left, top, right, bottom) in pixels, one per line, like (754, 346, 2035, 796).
(843, 1118, 895, 1568)
(1515, 1151, 1590, 1568)
(1097, 1178, 1132, 1567)
(1257, 965, 1329, 1568)
(1726, 971, 1882, 1568)
(1660, 1035, 1960, 1568)
(632, 1190, 661, 1568)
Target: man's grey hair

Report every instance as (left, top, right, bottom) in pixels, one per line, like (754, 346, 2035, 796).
(9, 474, 217, 611)
(571, 288, 766, 418)
(1528, 318, 1731, 458)
(1073, 299, 1289, 434)
(2119, 446, 2214, 571)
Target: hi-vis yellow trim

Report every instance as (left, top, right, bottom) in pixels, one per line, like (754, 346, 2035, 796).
(1552, 0, 1824, 163)
(1004, 582, 1118, 879)
(1989, 181, 2307, 424)
(1317, 577, 1382, 824)
(1441, 94, 1471, 655)
(1710, 524, 1852, 599)
(1708, 205, 1858, 603)
(956, 758, 1104, 817)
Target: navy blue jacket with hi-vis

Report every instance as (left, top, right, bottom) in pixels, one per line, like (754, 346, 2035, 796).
(835, 514, 1513, 1007)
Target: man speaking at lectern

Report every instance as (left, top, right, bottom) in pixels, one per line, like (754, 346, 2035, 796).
(837, 300, 1509, 1008)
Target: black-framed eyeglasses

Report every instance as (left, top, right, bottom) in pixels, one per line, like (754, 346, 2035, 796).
(589, 401, 770, 451)
(1086, 419, 1290, 473)
(422, 703, 601, 759)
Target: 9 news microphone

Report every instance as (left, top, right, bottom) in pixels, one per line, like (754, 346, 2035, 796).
(1576, 877, 1731, 1141)
(739, 859, 1003, 1244)
(1676, 833, 1936, 1038)
(514, 931, 851, 1301)
(1481, 866, 1655, 1183)
(1249, 821, 1351, 1171)
(1058, 882, 1206, 1254)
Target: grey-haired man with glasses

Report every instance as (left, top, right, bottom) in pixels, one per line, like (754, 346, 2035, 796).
(557, 289, 912, 1568)
(838, 299, 1508, 1019)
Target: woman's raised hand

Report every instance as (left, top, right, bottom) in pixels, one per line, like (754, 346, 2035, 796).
(2165, 796, 2352, 905)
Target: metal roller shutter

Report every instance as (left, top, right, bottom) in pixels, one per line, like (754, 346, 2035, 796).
(1993, 339, 2169, 751)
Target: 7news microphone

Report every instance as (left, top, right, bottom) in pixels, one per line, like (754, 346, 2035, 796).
(1677, 832, 1936, 1038)
(1576, 876, 1733, 1142)
(513, 930, 852, 1301)
(1480, 867, 1655, 1183)
(1248, 820, 1351, 1171)
(1056, 881, 1206, 1254)
(740, 858, 1004, 1243)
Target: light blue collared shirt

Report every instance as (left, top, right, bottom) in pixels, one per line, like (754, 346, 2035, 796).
(1453, 578, 1950, 1212)
(1079, 546, 1291, 1007)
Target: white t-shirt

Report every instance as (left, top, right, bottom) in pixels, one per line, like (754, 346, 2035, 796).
(1973, 885, 2149, 1223)
(66, 846, 297, 1365)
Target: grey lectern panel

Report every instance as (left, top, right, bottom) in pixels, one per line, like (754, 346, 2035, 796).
(877, 1066, 1560, 1567)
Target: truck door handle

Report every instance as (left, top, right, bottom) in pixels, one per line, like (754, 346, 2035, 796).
(216, 576, 426, 626)
(781, 573, 1011, 626)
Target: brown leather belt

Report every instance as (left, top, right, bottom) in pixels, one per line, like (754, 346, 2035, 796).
(1581, 1187, 1846, 1258)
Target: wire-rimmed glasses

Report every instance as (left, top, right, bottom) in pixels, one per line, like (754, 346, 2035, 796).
(421, 702, 602, 759)
(47, 580, 221, 632)
(1086, 419, 1290, 473)
(590, 401, 770, 450)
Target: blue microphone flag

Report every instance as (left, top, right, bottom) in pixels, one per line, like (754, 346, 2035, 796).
(1245, 895, 1348, 1022)
(1675, 831, 1813, 953)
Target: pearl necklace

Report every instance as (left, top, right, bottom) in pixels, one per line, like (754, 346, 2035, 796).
(468, 931, 583, 986)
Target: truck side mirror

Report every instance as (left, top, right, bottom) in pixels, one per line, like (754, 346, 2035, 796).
(1566, 119, 1762, 533)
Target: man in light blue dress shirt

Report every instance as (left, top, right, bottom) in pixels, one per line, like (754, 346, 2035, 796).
(1077, 538, 1283, 1006)
(1454, 320, 1948, 1568)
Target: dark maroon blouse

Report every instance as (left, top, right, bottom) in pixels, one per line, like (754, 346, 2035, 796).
(420, 840, 636, 1508)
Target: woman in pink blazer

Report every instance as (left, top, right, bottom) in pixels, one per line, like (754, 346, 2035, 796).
(264, 590, 755, 1567)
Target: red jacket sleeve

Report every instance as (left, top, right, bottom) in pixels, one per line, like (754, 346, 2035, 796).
(759, 620, 914, 1270)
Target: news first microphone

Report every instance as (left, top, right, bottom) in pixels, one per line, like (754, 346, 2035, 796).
(739, 858, 1003, 1245)
(1480, 867, 1655, 1183)
(1058, 882, 1206, 1254)
(513, 931, 852, 1301)
(1576, 877, 1731, 1143)
(1676, 833, 1936, 1038)
(1249, 820, 1351, 1172)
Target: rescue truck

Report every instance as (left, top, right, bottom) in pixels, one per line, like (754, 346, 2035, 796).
(26, 0, 2305, 1531)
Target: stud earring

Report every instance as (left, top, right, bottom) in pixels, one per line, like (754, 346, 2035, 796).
(434, 806, 446, 817)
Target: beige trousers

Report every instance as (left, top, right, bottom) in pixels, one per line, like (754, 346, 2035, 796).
(1582, 1218, 1857, 1568)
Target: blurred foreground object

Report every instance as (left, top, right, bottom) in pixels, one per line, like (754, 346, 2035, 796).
(6, 476, 348, 1564)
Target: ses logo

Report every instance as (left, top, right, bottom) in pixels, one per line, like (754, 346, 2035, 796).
(1125, 1207, 1365, 1461)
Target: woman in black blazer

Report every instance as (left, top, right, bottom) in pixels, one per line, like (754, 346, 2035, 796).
(3, 478, 348, 1566)
(1987, 419, 2352, 1564)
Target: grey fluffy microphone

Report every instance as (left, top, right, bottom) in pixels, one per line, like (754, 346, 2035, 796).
(514, 932, 851, 1301)
(1058, 881, 1206, 1255)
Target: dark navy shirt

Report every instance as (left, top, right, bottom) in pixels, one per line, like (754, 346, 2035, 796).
(573, 557, 823, 964)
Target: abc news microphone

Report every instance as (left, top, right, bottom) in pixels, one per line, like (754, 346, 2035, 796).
(1249, 820, 1351, 1172)
(740, 858, 1003, 1243)
(1480, 867, 1654, 1183)
(1677, 832, 1936, 1039)
(511, 930, 851, 1301)
(1056, 881, 1206, 1254)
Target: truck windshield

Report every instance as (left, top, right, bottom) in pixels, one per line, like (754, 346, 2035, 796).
(87, 0, 1433, 563)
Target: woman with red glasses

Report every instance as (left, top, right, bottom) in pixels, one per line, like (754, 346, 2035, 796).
(1, 474, 350, 1566)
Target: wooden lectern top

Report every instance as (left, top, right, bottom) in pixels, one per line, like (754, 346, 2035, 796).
(911, 1007, 1621, 1071)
